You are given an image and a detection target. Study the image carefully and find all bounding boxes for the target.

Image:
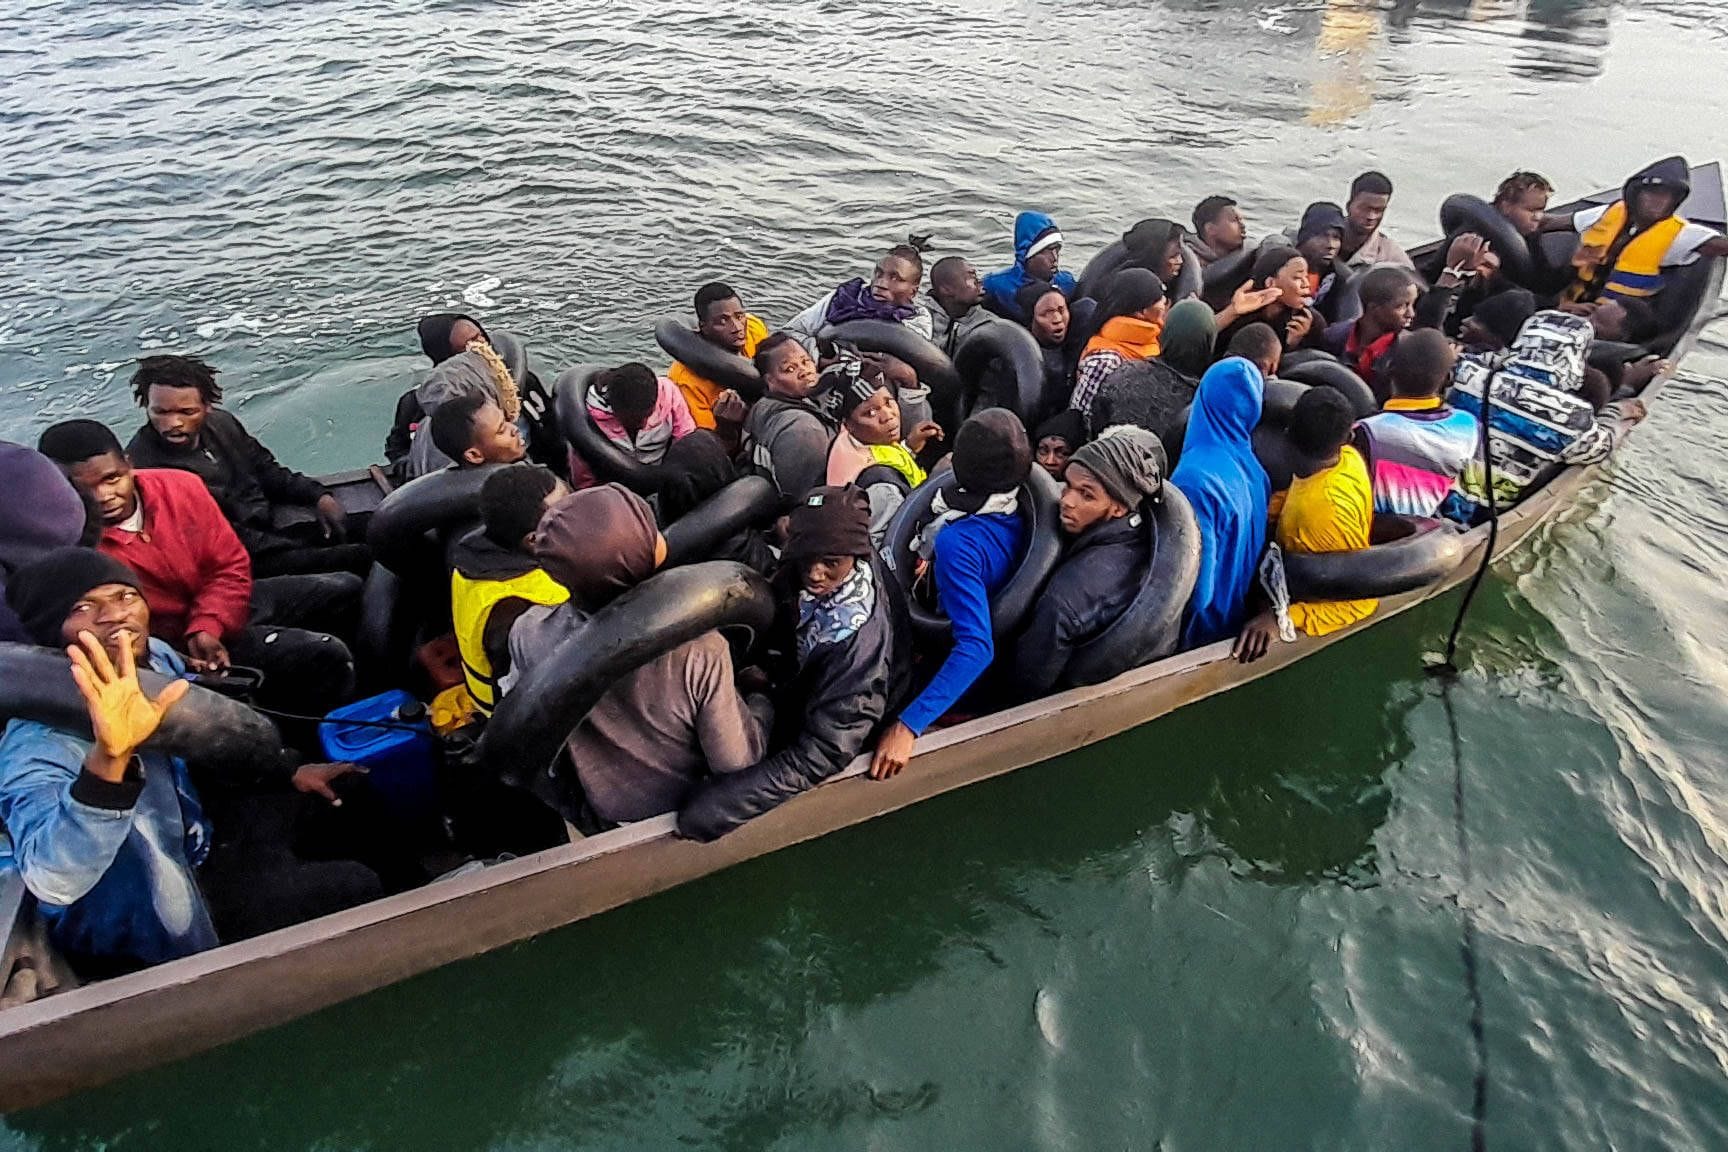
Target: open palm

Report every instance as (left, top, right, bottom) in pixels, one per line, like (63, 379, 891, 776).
(68, 631, 189, 761)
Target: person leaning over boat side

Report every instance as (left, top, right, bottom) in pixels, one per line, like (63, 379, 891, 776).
(981, 211, 1077, 317)
(1339, 170, 1414, 270)
(0, 550, 387, 976)
(1011, 425, 1164, 699)
(447, 464, 570, 719)
(928, 256, 999, 356)
(741, 333, 837, 502)
(782, 236, 935, 352)
(1213, 247, 1320, 362)
(678, 486, 910, 841)
(1354, 330, 1477, 518)
(869, 409, 1032, 779)
(428, 390, 528, 470)
(1032, 410, 1086, 483)
(567, 362, 697, 490)
(1169, 353, 1272, 650)
(1235, 387, 1378, 660)
(1317, 265, 1419, 397)
(1069, 269, 1168, 424)
(823, 358, 940, 543)
(667, 281, 769, 435)
(126, 355, 370, 579)
(0, 441, 88, 644)
(1541, 156, 1728, 306)
(1016, 280, 1081, 417)
(1294, 201, 1351, 317)
(1189, 195, 1247, 270)
(1443, 310, 1647, 521)
(38, 421, 358, 735)
(657, 430, 778, 575)
(504, 485, 768, 829)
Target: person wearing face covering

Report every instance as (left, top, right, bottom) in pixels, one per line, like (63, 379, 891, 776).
(1169, 357, 1271, 649)
(0, 441, 90, 643)
(677, 486, 911, 840)
(1012, 425, 1165, 698)
(504, 484, 769, 828)
(869, 409, 1032, 779)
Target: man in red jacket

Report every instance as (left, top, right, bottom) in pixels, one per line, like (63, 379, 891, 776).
(37, 421, 357, 736)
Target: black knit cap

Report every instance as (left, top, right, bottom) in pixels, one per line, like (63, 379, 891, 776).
(784, 485, 873, 561)
(950, 408, 1031, 512)
(6, 546, 142, 647)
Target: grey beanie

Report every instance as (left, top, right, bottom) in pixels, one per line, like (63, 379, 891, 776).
(1067, 424, 1166, 507)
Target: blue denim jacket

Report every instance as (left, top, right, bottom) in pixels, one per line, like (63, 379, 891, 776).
(0, 639, 216, 968)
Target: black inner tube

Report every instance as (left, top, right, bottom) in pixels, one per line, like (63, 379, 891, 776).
(951, 321, 1045, 423)
(553, 366, 662, 495)
(0, 643, 283, 767)
(474, 561, 777, 787)
(879, 464, 1064, 642)
(661, 476, 779, 568)
(1283, 515, 1466, 600)
(652, 318, 763, 400)
(1279, 359, 1378, 418)
(1062, 483, 1204, 686)
(1438, 193, 1535, 286)
(366, 461, 507, 578)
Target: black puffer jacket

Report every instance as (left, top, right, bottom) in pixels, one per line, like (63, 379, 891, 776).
(1089, 358, 1197, 442)
(1010, 511, 1147, 700)
(677, 558, 911, 841)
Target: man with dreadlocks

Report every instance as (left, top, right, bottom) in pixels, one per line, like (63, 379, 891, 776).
(126, 354, 370, 579)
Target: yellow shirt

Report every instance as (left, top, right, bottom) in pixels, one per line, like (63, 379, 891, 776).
(1276, 444, 1378, 636)
(667, 314, 769, 430)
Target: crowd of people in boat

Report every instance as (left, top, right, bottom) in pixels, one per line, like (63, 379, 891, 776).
(0, 154, 1721, 983)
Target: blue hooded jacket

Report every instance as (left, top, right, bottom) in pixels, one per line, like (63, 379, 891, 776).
(1169, 358, 1270, 648)
(982, 211, 1079, 316)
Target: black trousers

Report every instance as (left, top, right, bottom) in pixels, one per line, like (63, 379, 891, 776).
(231, 574, 363, 746)
(199, 782, 427, 943)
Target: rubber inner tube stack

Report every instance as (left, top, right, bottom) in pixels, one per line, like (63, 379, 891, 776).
(652, 318, 763, 401)
(879, 463, 1064, 643)
(1162, 377, 1310, 470)
(1062, 483, 1204, 686)
(554, 366, 661, 495)
(475, 561, 777, 786)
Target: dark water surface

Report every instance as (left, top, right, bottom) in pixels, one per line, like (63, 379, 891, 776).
(4, 0, 1728, 1148)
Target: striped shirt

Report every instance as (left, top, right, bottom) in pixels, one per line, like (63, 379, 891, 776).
(1356, 397, 1479, 517)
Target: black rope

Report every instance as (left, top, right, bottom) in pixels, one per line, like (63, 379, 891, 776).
(1440, 684, 1490, 1151)
(251, 703, 430, 733)
(1434, 372, 1500, 676)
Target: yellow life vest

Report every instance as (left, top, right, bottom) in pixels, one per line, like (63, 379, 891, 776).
(450, 567, 569, 714)
(863, 442, 927, 488)
(1566, 200, 1687, 302)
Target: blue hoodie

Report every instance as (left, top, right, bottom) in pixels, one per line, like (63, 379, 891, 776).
(1169, 358, 1270, 648)
(982, 211, 1079, 316)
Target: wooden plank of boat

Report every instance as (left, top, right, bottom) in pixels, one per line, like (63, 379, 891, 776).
(0, 182, 1720, 1111)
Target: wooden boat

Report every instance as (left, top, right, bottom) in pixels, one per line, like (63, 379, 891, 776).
(0, 171, 1721, 1112)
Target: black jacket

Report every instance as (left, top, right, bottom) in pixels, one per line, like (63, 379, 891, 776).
(677, 558, 911, 841)
(1010, 512, 1147, 700)
(129, 408, 325, 534)
(1090, 357, 1197, 442)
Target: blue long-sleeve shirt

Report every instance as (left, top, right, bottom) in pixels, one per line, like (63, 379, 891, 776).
(897, 512, 1024, 735)
(0, 639, 216, 968)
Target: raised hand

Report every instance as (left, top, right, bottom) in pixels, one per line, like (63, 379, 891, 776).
(1231, 279, 1283, 314)
(68, 630, 189, 781)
